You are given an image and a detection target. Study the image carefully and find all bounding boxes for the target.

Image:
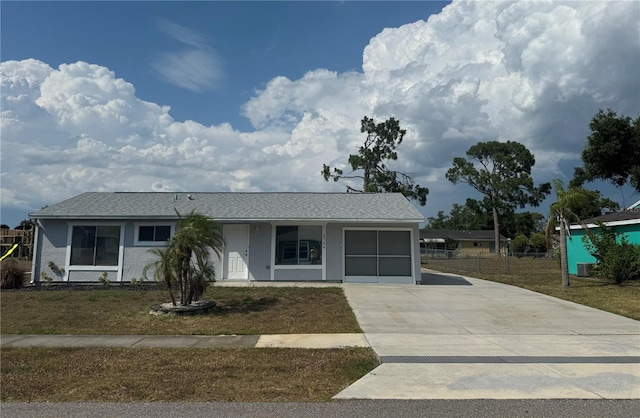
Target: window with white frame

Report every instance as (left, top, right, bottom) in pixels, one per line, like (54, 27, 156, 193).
(70, 225, 121, 266)
(134, 224, 173, 246)
(275, 225, 322, 265)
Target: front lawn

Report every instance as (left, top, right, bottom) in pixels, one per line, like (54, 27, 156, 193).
(0, 286, 361, 335)
(1, 347, 378, 402)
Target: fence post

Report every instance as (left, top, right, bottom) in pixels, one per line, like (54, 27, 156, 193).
(478, 253, 481, 274)
(506, 239, 511, 275)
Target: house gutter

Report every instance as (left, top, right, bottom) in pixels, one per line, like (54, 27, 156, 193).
(568, 218, 640, 229)
(29, 215, 424, 223)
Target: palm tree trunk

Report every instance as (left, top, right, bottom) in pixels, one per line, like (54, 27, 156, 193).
(182, 268, 189, 305)
(180, 256, 190, 305)
(559, 218, 570, 287)
(165, 275, 177, 306)
(186, 268, 195, 306)
(180, 262, 189, 306)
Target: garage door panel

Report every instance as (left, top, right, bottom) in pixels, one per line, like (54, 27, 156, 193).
(344, 229, 414, 283)
(379, 257, 411, 276)
(345, 230, 377, 255)
(378, 231, 411, 255)
(345, 256, 377, 276)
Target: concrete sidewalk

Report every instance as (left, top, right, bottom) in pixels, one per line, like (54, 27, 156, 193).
(335, 270, 640, 400)
(0, 333, 369, 349)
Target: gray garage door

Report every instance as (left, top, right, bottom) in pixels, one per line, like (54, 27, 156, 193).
(344, 230, 412, 283)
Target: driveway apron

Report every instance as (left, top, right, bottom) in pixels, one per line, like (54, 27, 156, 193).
(335, 271, 640, 399)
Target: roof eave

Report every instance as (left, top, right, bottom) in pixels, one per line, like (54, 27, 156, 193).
(568, 218, 640, 229)
(30, 215, 424, 223)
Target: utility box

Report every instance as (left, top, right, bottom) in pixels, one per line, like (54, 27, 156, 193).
(576, 263, 591, 277)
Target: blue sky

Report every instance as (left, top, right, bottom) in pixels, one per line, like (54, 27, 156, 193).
(2, 1, 444, 132)
(1, 1, 639, 228)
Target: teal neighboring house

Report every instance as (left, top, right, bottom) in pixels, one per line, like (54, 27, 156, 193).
(566, 202, 640, 276)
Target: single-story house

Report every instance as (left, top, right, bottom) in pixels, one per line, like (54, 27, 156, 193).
(420, 229, 508, 254)
(29, 192, 424, 284)
(566, 208, 640, 276)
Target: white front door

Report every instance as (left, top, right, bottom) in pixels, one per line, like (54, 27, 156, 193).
(223, 224, 249, 280)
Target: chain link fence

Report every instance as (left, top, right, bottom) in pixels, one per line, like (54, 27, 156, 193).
(421, 248, 556, 276)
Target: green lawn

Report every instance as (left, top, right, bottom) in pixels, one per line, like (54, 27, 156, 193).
(1, 286, 361, 335)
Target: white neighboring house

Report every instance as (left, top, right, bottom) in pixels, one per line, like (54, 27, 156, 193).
(30, 192, 424, 284)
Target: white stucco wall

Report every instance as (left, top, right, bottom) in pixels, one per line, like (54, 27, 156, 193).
(32, 220, 70, 283)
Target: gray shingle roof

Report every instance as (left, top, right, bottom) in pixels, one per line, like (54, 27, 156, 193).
(30, 192, 424, 222)
(582, 209, 640, 225)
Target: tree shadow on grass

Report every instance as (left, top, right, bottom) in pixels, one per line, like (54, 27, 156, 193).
(211, 296, 280, 316)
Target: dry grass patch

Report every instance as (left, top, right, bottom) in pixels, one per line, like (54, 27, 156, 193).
(1, 287, 361, 335)
(425, 257, 640, 321)
(1, 347, 379, 402)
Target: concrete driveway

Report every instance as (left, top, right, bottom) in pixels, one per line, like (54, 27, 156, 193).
(335, 270, 640, 399)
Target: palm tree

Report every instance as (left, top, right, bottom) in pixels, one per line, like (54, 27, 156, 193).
(143, 247, 178, 305)
(172, 210, 224, 305)
(545, 179, 591, 287)
(144, 210, 224, 306)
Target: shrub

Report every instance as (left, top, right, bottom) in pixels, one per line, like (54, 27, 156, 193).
(129, 277, 145, 286)
(41, 261, 65, 284)
(583, 221, 640, 283)
(510, 234, 529, 253)
(1, 260, 26, 289)
(529, 232, 547, 253)
(98, 272, 110, 286)
(598, 242, 640, 283)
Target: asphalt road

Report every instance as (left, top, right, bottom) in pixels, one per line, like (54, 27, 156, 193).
(2, 400, 640, 418)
